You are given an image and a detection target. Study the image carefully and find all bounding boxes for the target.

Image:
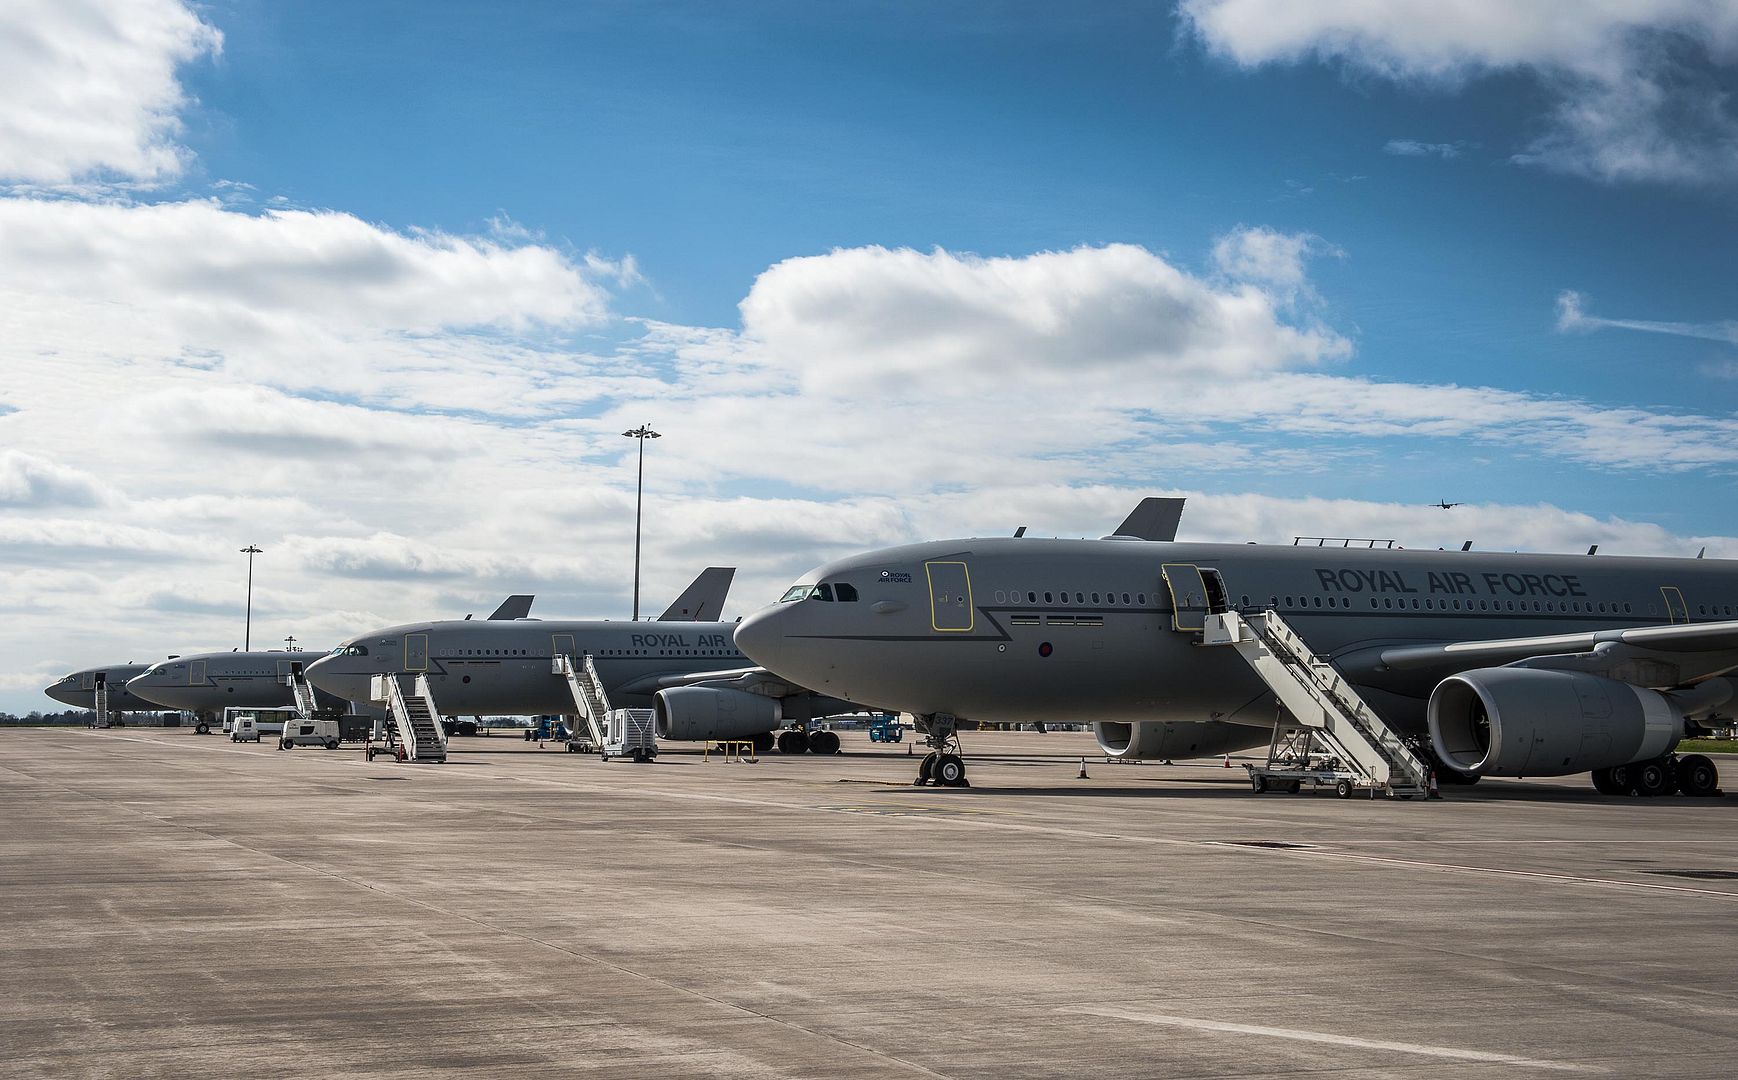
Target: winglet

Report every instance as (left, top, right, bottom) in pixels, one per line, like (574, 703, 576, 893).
(658, 568, 735, 621)
(487, 595, 535, 620)
(1108, 497, 1185, 542)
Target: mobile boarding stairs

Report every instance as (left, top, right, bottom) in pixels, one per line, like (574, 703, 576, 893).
(553, 653, 657, 761)
(366, 673, 449, 763)
(1200, 609, 1434, 800)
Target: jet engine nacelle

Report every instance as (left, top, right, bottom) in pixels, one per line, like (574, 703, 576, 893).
(1428, 668, 1682, 777)
(1095, 720, 1269, 761)
(653, 686, 782, 742)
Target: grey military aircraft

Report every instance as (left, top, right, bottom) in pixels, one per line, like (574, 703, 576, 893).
(127, 649, 343, 732)
(125, 595, 535, 733)
(306, 568, 855, 752)
(44, 663, 160, 721)
(735, 525, 1734, 796)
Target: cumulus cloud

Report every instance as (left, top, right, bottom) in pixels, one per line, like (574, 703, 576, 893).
(1183, 0, 1738, 184)
(0, 451, 112, 508)
(738, 241, 1351, 391)
(0, 0, 221, 187)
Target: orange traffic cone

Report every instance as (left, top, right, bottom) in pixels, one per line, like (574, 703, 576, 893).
(1223, 754, 1232, 768)
(1078, 757, 1089, 779)
(1427, 768, 1442, 800)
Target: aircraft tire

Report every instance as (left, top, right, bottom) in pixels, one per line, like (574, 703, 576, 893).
(916, 751, 937, 786)
(195, 722, 209, 735)
(934, 754, 966, 787)
(1677, 754, 1719, 797)
(810, 730, 840, 755)
(1590, 767, 1626, 795)
(777, 729, 808, 754)
(1607, 763, 1635, 794)
(752, 731, 775, 754)
(1633, 759, 1673, 797)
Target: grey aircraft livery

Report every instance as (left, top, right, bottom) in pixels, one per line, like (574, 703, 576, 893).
(52, 595, 536, 728)
(734, 525, 1735, 796)
(306, 568, 857, 751)
(44, 663, 157, 720)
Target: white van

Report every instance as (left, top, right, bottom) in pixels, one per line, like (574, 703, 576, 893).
(279, 718, 340, 750)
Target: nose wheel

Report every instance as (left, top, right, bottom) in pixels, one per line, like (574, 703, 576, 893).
(913, 714, 969, 787)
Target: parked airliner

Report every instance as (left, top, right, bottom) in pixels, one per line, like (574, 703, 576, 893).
(735, 534, 1734, 796)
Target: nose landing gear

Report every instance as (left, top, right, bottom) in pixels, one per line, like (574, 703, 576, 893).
(914, 713, 969, 787)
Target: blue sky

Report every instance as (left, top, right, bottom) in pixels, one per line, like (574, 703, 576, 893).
(3, 1, 1738, 711)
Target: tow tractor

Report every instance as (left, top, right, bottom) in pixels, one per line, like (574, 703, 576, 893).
(867, 714, 904, 743)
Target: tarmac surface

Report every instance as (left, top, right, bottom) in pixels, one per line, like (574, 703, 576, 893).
(4, 726, 1737, 1079)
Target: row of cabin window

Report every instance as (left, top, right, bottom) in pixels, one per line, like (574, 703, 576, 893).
(1267, 594, 1637, 615)
(439, 647, 740, 658)
(993, 590, 1151, 606)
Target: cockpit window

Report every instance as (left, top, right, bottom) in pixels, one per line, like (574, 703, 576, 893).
(835, 583, 859, 602)
(780, 585, 813, 603)
(813, 583, 834, 602)
(782, 583, 846, 602)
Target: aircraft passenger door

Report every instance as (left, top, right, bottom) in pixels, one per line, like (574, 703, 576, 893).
(405, 634, 428, 672)
(276, 659, 293, 683)
(551, 633, 576, 660)
(1162, 563, 1211, 631)
(190, 660, 206, 686)
(925, 560, 974, 632)
(1662, 587, 1689, 624)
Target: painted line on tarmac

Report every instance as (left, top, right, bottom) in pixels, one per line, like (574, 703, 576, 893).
(1064, 1007, 1600, 1072)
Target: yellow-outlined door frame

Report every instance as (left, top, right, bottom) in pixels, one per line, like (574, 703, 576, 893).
(925, 560, 974, 632)
(405, 633, 429, 672)
(1162, 563, 1209, 632)
(1661, 586, 1688, 624)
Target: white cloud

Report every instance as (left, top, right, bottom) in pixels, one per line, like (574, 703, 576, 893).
(1384, 139, 1468, 158)
(1556, 289, 1738, 346)
(1183, 0, 1738, 184)
(0, 0, 221, 187)
(0, 450, 112, 508)
(738, 241, 1352, 392)
(1210, 225, 1334, 293)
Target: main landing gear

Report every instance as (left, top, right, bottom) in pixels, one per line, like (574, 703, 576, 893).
(913, 713, 969, 788)
(774, 727, 841, 754)
(1591, 753, 1722, 798)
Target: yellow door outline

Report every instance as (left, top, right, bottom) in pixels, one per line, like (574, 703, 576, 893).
(925, 560, 974, 632)
(1661, 586, 1688, 624)
(405, 633, 429, 672)
(1162, 563, 1209, 632)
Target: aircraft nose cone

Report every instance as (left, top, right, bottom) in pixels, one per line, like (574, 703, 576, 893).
(43, 684, 74, 706)
(733, 606, 788, 668)
(306, 655, 365, 701)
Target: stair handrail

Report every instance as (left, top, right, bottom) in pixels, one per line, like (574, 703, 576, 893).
(1250, 611, 1431, 787)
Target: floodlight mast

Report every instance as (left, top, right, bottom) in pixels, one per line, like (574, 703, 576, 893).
(622, 424, 661, 620)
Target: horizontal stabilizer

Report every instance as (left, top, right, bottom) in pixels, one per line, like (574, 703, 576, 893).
(658, 567, 735, 622)
(487, 595, 534, 620)
(1109, 497, 1185, 542)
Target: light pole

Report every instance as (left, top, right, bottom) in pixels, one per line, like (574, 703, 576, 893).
(621, 423, 660, 621)
(284, 634, 297, 652)
(240, 545, 262, 650)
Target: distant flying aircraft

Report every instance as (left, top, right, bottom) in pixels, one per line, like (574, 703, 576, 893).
(1431, 500, 1462, 509)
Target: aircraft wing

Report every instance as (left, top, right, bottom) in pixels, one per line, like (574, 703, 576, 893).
(1368, 619, 1738, 689)
(616, 665, 807, 698)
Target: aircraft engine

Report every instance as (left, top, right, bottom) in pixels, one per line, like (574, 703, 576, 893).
(1428, 668, 1682, 777)
(653, 686, 782, 742)
(1094, 720, 1269, 761)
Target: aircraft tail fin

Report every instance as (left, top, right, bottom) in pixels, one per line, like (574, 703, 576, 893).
(487, 595, 535, 620)
(658, 568, 735, 621)
(1109, 497, 1185, 542)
